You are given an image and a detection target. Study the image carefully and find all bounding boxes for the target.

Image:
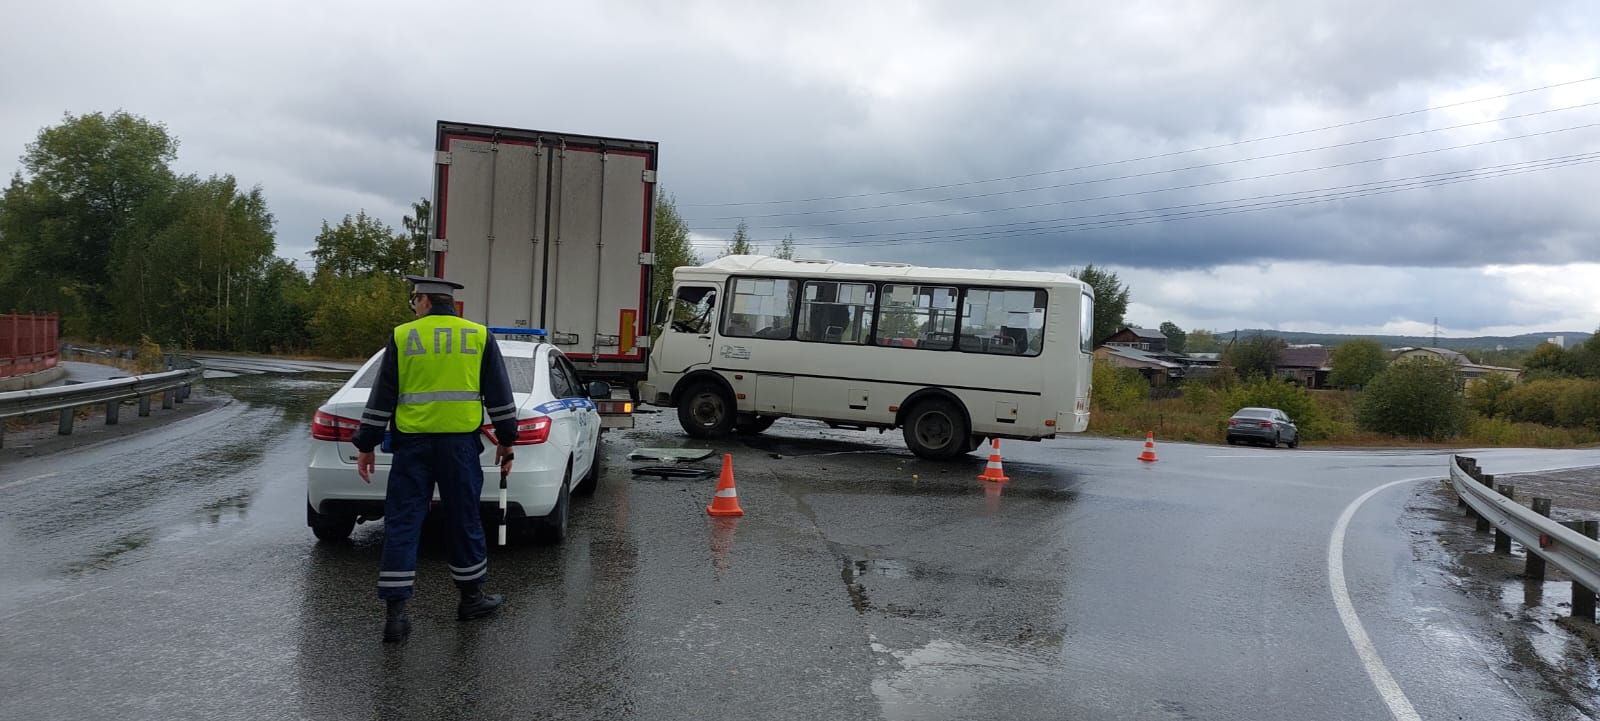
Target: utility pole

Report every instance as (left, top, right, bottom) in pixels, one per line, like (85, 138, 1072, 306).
(1432, 317, 1440, 347)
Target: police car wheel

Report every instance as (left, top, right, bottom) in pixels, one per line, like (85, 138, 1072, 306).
(573, 446, 602, 497)
(307, 502, 355, 542)
(532, 463, 572, 545)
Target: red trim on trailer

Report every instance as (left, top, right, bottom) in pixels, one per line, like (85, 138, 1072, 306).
(436, 160, 450, 277)
(439, 133, 650, 158)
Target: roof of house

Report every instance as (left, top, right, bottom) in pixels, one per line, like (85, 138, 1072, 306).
(1404, 347, 1469, 364)
(1098, 344, 1186, 369)
(1124, 327, 1167, 340)
(1278, 347, 1331, 368)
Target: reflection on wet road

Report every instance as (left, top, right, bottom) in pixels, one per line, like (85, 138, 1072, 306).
(1, 371, 1598, 721)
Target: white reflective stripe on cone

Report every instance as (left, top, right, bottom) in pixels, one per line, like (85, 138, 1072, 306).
(714, 488, 738, 498)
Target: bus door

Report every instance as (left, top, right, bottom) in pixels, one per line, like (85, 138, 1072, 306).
(658, 285, 717, 372)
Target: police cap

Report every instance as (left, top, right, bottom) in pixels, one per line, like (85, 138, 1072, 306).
(404, 275, 465, 296)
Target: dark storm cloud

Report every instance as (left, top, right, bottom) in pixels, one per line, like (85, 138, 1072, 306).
(2, 0, 1597, 332)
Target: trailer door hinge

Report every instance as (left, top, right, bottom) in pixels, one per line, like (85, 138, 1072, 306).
(430, 238, 449, 252)
(638, 252, 655, 265)
(641, 169, 657, 183)
(435, 151, 452, 165)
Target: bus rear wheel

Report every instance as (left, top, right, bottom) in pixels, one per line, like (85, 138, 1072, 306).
(678, 382, 735, 439)
(737, 414, 779, 435)
(903, 399, 970, 460)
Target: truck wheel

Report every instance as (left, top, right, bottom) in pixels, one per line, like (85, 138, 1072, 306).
(532, 463, 572, 545)
(736, 414, 779, 435)
(678, 382, 735, 438)
(902, 399, 969, 460)
(307, 502, 355, 543)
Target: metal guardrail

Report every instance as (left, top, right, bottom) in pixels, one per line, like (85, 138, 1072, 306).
(0, 365, 205, 448)
(1449, 455, 1600, 608)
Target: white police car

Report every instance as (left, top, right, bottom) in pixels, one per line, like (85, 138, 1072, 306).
(306, 330, 604, 544)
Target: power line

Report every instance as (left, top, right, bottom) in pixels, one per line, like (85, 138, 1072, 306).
(686, 100, 1600, 223)
(681, 75, 1600, 208)
(692, 121, 1600, 232)
(782, 153, 1600, 250)
(748, 150, 1600, 245)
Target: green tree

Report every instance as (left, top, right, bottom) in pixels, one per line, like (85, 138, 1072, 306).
(721, 219, 754, 257)
(651, 189, 700, 320)
(247, 258, 312, 353)
(1523, 342, 1573, 376)
(1327, 339, 1388, 389)
(309, 210, 413, 278)
(111, 174, 276, 348)
(1071, 265, 1129, 346)
(307, 272, 412, 358)
(401, 198, 431, 273)
(1464, 372, 1515, 418)
(1223, 333, 1284, 380)
(1159, 321, 1187, 354)
(1356, 358, 1467, 440)
(774, 232, 797, 260)
(1187, 328, 1219, 353)
(0, 111, 179, 335)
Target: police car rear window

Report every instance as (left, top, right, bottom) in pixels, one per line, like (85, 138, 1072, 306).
(350, 351, 540, 393)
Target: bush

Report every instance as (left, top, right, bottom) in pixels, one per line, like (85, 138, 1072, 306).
(1092, 360, 1148, 412)
(1464, 373, 1515, 417)
(1225, 377, 1332, 440)
(1554, 379, 1600, 430)
(1497, 379, 1574, 426)
(1356, 359, 1467, 440)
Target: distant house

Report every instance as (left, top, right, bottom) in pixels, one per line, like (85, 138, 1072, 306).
(1394, 347, 1521, 384)
(1276, 346, 1331, 388)
(1094, 344, 1186, 385)
(1101, 326, 1169, 353)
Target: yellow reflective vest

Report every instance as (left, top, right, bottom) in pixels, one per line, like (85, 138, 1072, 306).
(393, 314, 489, 433)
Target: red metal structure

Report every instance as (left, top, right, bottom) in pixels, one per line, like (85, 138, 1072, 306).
(0, 313, 59, 378)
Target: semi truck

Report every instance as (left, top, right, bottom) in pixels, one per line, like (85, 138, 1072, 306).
(428, 121, 657, 427)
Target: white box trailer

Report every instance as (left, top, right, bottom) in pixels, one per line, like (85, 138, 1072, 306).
(431, 121, 657, 426)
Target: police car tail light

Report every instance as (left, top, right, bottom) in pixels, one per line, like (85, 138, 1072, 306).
(514, 416, 552, 445)
(312, 410, 360, 442)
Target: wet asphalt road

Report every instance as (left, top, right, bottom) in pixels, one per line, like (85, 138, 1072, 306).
(2, 366, 1599, 721)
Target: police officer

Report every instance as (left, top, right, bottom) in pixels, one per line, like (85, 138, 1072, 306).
(352, 275, 520, 643)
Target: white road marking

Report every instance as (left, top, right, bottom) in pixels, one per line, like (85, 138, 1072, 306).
(0, 471, 61, 491)
(1328, 476, 1428, 721)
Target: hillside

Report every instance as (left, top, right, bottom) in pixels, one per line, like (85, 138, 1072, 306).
(1216, 329, 1593, 351)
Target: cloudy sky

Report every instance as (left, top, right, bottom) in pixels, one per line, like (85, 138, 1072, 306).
(4, 0, 1599, 338)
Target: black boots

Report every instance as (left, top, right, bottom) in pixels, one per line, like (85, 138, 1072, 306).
(457, 587, 505, 621)
(383, 590, 502, 641)
(383, 599, 411, 643)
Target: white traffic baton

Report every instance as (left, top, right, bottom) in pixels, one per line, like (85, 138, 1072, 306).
(497, 464, 509, 546)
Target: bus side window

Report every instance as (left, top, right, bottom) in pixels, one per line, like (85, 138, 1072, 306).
(960, 288, 1047, 357)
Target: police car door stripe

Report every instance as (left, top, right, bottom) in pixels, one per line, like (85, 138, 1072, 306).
(398, 390, 481, 404)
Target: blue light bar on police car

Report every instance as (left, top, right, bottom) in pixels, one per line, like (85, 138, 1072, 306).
(488, 327, 548, 337)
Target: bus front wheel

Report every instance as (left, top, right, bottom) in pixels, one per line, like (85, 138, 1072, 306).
(903, 399, 970, 460)
(678, 382, 735, 439)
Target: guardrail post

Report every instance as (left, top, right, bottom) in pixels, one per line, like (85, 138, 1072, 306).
(1562, 520, 1598, 621)
(1526, 498, 1551, 579)
(58, 407, 74, 435)
(176, 384, 187, 403)
(138, 394, 151, 417)
(105, 398, 119, 425)
(1494, 484, 1516, 554)
(162, 390, 174, 410)
(1475, 474, 1495, 532)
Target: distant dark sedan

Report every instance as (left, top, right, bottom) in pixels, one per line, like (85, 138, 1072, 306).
(1225, 407, 1299, 448)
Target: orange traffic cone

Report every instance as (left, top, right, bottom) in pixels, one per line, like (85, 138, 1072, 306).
(1138, 431, 1159, 462)
(706, 454, 745, 516)
(977, 438, 1010, 482)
